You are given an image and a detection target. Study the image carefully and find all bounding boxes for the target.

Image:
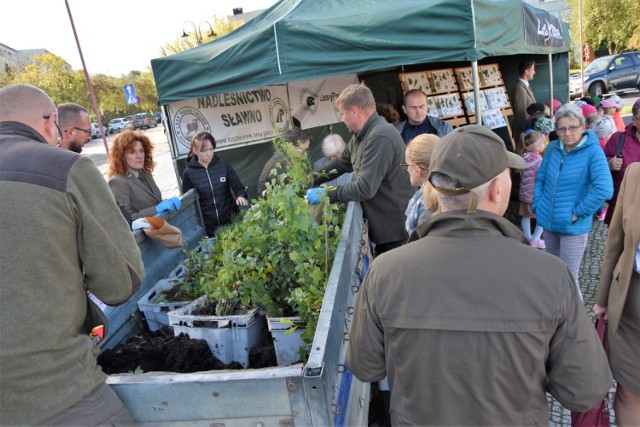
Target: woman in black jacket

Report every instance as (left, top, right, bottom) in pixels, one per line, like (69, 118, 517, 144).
(182, 132, 249, 236)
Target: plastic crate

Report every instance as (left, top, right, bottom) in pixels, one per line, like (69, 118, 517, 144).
(168, 295, 265, 368)
(137, 278, 192, 332)
(267, 317, 305, 365)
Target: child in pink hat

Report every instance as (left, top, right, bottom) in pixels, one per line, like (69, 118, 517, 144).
(599, 98, 618, 133)
(609, 95, 625, 131)
(580, 103, 597, 118)
(546, 98, 562, 113)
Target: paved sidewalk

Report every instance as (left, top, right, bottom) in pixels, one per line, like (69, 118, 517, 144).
(503, 206, 615, 426)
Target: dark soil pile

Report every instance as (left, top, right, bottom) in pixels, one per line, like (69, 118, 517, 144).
(98, 327, 277, 374)
(191, 300, 248, 316)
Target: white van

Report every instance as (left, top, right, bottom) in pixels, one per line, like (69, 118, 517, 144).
(90, 123, 103, 139)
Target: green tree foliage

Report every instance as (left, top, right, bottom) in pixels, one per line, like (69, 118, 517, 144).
(1, 15, 247, 125)
(1, 53, 159, 124)
(159, 16, 243, 56)
(1, 53, 83, 104)
(566, 0, 640, 54)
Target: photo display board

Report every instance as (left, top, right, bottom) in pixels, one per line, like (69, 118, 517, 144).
(399, 64, 513, 133)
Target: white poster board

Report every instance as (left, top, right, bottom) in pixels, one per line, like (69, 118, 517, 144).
(166, 84, 291, 155)
(288, 74, 359, 130)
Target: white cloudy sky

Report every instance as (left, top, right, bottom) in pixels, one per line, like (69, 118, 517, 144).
(1, 0, 279, 76)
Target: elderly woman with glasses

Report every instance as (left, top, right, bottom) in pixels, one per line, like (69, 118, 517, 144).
(402, 133, 440, 235)
(601, 99, 640, 225)
(533, 103, 613, 299)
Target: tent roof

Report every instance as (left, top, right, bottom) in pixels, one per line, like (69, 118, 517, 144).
(151, 0, 570, 105)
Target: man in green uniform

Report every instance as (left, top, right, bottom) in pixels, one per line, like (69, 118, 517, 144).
(347, 125, 612, 425)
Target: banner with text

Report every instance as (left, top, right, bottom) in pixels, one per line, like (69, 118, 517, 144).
(167, 84, 292, 156)
(288, 74, 359, 130)
(523, 3, 565, 48)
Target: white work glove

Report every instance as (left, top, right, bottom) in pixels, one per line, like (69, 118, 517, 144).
(131, 218, 151, 231)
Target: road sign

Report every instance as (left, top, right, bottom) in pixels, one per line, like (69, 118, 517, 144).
(123, 84, 138, 105)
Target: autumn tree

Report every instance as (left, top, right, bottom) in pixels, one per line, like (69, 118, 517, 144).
(1, 53, 161, 125)
(1, 53, 85, 105)
(565, 0, 640, 55)
(158, 15, 243, 56)
(0, 14, 246, 126)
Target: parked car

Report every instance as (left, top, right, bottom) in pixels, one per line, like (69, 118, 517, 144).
(153, 112, 163, 125)
(90, 123, 104, 139)
(570, 51, 640, 98)
(108, 118, 131, 134)
(130, 113, 158, 130)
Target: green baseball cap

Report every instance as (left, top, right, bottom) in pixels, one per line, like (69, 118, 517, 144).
(428, 125, 526, 195)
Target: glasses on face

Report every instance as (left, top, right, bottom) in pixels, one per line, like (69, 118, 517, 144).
(72, 126, 91, 135)
(556, 125, 582, 134)
(400, 162, 426, 171)
(43, 114, 63, 139)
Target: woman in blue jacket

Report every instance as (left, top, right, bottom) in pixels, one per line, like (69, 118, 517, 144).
(533, 103, 613, 298)
(182, 132, 249, 236)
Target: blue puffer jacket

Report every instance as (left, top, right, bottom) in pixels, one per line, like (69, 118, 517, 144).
(533, 130, 613, 235)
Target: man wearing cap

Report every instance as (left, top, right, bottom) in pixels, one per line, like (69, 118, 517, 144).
(511, 60, 537, 152)
(0, 84, 144, 425)
(347, 125, 612, 425)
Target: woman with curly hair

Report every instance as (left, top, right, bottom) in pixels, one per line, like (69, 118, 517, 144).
(108, 130, 180, 221)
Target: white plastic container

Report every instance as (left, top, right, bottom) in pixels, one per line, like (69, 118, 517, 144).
(267, 317, 305, 366)
(136, 278, 192, 332)
(168, 295, 264, 368)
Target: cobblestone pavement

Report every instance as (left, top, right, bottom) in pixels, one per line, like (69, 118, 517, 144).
(505, 203, 616, 426)
(547, 218, 616, 426)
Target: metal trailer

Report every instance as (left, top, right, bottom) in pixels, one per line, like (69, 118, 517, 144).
(105, 200, 371, 426)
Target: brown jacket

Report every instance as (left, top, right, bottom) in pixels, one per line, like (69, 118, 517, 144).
(596, 163, 640, 334)
(108, 170, 162, 220)
(510, 79, 536, 152)
(347, 210, 612, 425)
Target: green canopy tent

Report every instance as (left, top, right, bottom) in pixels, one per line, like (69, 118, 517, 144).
(151, 0, 570, 197)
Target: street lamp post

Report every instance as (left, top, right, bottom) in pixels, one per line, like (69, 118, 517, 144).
(182, 21, 217, 46)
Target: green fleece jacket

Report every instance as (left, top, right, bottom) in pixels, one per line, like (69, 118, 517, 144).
(0, 122, 144, 425)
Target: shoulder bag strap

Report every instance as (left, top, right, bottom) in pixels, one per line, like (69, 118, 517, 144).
(615, 132, 625, 157)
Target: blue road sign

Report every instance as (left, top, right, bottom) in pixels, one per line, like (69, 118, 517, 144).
(123, 84, 138, 105)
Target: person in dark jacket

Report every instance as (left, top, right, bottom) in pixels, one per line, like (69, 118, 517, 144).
(307, 83, 414, 255)
(347, 125, 612, 425)
(182, 131, 248, 236)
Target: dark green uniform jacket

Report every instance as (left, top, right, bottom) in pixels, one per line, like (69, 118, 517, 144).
(0, 122, 144, 425)
(347, 209, 612, 426)
(314, 113, 414, 245)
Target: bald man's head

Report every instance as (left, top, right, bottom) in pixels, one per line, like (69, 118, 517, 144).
(0, 84, 58, 145)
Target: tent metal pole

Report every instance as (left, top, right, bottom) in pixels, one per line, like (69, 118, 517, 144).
(548, 53, 554, 119)
(471, 61, 481, 125)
